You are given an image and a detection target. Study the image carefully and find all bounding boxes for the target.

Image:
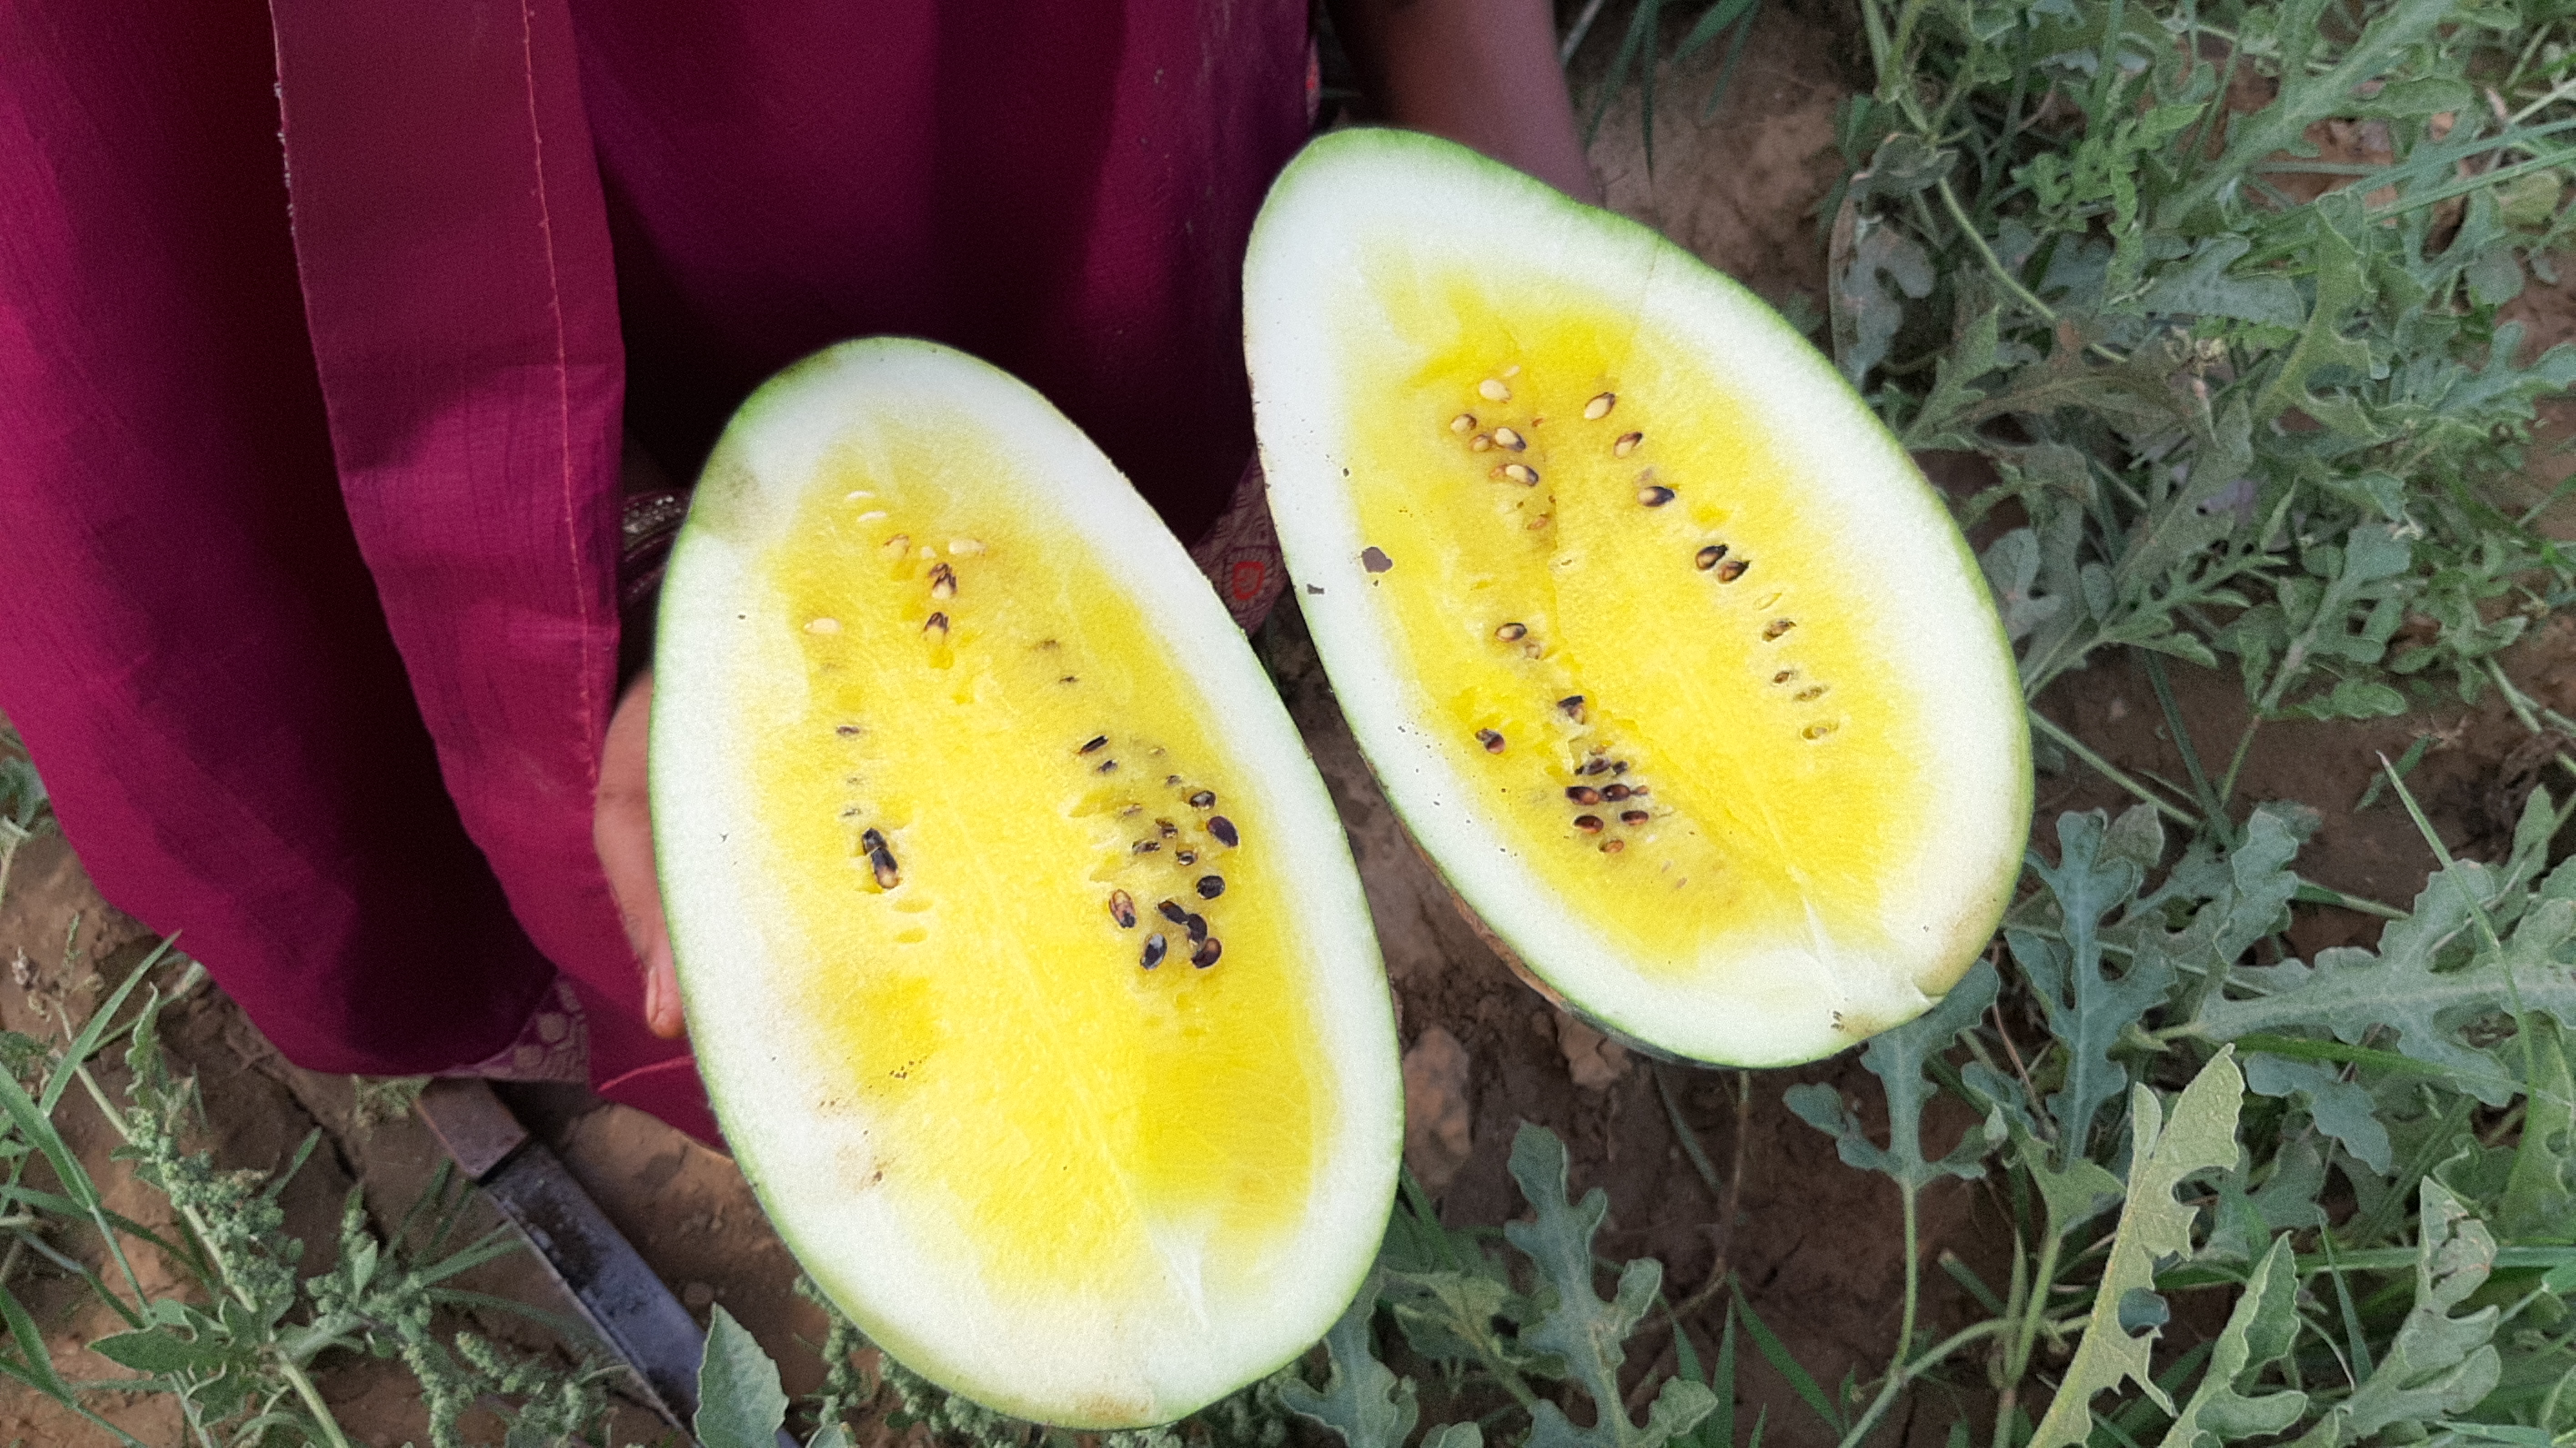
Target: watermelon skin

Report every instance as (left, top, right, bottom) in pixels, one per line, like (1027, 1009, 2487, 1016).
(652, 339, 1401, 1427)
(1246, 129, 2029, 1067)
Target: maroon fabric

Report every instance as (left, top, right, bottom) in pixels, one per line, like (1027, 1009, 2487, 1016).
(0, 0, 1304, 1146)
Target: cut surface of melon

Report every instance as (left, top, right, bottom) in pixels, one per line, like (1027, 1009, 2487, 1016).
(1246, 131, 2028, 1066)
(652, 340, 1399, 1426)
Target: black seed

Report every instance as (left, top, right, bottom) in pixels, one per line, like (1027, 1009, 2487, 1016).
(1192, 937, 1223, 969)
(1158, 899, 1189, 924)
(1579, 758, 1611, 776)
(1696, 545, 1728, 571)
(1188, 790, 1216, 810)
(1132, 839, 1160, 854)
(1638, 485, 1675, 507)
(1182, 912, 1208, 943)
(1208, 816, 1239, 847)
(1306, 583, 1324, 595)
(1610, 760, 1630, 775)
(1716, 558, 1749, 583)
(1141, 934, 1168, 970)
(1603, 783, 1632, 802)
(1361, 547, 1394, 573)
(870, 847, 901, 890)
(1558, 695, 1585, 719)
(1573, 814, 1604, 834)
(1157, 819, 1179, 839)
(1176, 850, 1197, 865)
(1079, 734, 1109, 754)
(860, 827, 887, 853)
(1109, 891, 1137, 928)
(1096, 759, 1118, 774)
(1566, 786, 1602, 805)
(1621, 809, 1650, 825)
(1197, 875, 1225, 900)
(1494, 622, 1527, 641)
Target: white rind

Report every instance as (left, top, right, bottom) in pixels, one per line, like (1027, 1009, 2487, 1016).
(1245, 130, 2029, 1066)
(652, 339, 1402, 1426)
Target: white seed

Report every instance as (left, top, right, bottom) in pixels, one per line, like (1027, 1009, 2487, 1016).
(1501, 463, 1539, 485)
(805, 617, 843, 634)
(1502, 364, 1521, 377)
(1478, 378, 1511, 402)
(1613, 432, 1643, 457)
(856, 510, 887, 523)
(1471, 433, 1494, 451)
(1493, 427, 1526, 450)
(844, 489, 875, 502)
(949, 538, 986, 555)
(1451, 413, 1477, 433)
(918, 544, 936, 560)
(882, 533, 911, 556)
(1584, 393, 1616, 420)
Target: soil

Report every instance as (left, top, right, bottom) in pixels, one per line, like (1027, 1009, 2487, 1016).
(2, 9, 2571, 1448)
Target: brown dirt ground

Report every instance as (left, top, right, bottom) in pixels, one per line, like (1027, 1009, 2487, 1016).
(3, 10, 2572, 1446)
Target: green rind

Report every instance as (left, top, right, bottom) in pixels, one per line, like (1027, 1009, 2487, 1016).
(1247, 129, 2030, 1065)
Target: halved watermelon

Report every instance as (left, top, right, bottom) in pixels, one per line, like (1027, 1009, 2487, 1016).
(650, 340, 1400, 1426)
(1245, 130, 2028, 1066)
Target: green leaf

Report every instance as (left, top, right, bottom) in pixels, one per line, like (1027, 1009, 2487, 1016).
(2153, 1235, 2307, 1447)
(2250, 206, 2379, 438)
(2242, 1055, 2391, 1175)
(1421, 1425, 1485, 1448)
(695, 1304, 790, 1448)
(2498, 1014, 2576, 1242)
(89, 1327, 230, 1376)
(2010, 812, 2176, 1163)
(1507, 1126, 1716, 1448)
(2028, 1049, 2245, 1448)
(1785, 958, 2003, 1189)
(2133, 238, 2303, 327)
(2331, 1181, 2504, 1438)
(1281, 1271, 1417, 1448)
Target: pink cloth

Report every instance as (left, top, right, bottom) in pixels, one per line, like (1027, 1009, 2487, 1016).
(0, 0, 1306, 1145)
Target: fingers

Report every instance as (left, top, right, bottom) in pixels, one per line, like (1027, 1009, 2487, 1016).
(596, 670, 687, 1040)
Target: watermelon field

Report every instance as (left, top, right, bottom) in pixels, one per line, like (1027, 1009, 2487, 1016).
(5, 0, 2576, 1442)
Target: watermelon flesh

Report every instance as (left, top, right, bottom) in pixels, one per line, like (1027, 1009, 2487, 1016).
(651, 341, 1400, 1426)
(1247, 130, 2030, 1066)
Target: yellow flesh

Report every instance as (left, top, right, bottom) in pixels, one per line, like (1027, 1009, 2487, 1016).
(737, 420, 1327, 1300)
(1339, 254, 1936, 970)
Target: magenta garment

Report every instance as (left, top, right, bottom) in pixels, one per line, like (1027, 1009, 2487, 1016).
(0, 0, 1307, 1145)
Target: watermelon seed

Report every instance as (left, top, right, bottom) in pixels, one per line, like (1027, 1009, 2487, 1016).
(1524, 643, 1543, 659)
(860, 828, 887, 854)
(1479, 378, 1512, 401)
(1579, 758, 1610, 776)
(1495, 622, 1528, 641)
(1611, 760, 1630, 775)
(1192, 937, 1223, 969)
(1763, 619, 1796, 641)
(1638, 485, 1675, 507)
(1177, 850, 1197, 865)
(1184, 913, 1209, 943)
(1141, 934, 1168, 970)
(1614, 432, 1643, 457)
(1164, 773, 1182, 785)
(1079, 735, 1109, 754)
(1603, 783, 1633, 802)
(855, 510, 888, 523)
(924, 612, 949, 636)
(1716, 558, 1751, 583)
(1500, 463, 1540, 485)
(883, 534, 911, 556)
(1566, 786, 1603, 805)
(1601, 840, 1626, 854)
(1573, 814, 1605, 834)
(1804, 721, 1840, 739)
(1493, 427, 1527, 451)
(835, 724, 861, 737)
(1471, 433, 1494, 452)
(1796, 685, 1829, 702)
(1477, 729, 1506, 754)
(928, 563, 956, 600)
(1060, 675, 1079, 684)
(1620, 809, 1650, 826)
(1109, 891, 1137, 928)
(1188, 790, 1216, 809)
(1558, 694, 1586, 719)
(1132, 839, 1160, 854)
(1208, 816, 1239, 847)
(1121, 804, 1143, 817)
(1158, 819, 1179, 839)
(844, 490, 874, 501)
(1158, 899, 1189, 924)
(1585, 392, 1617, 420)
(1096, 759, 1119, 774)
(1773, 669, 1797, 684)
(805, 618, 842, 635)
(1451, 413, 1477, 433)
(949, 538, 985, 555)
(869, 847, 901, 890)
(1697, 544, 1729, 570)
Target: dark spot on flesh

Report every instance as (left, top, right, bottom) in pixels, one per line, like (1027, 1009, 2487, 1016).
(1361, 547, 1394, 573)
(1696, 545, 1728, 571)
(1477, 729, 1505, 754)
(1192, 937, 1223, 969)
(1079, 735, 1108, 754)
(1196, 875, 1225, 900)
(1573, 814, 1604, 834)
(1716, 558, 1750, 583)
(835, 724, 862, 737)
(1141, 934, 1168, 969)
(1060, 675, 1079, 684)
(1109, 891, 1137, 928)
(1566, 785, 1603, 805)
(1188, 790, 1215, 810)
(1306, 583, 1324, 595)
(1207, 816, 1238, 847)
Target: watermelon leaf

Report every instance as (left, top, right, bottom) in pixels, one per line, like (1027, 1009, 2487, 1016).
(2010, 811, 2174, 1164)
(1281, 1271, 1418, 1448)
(2151, 1235, 2307, 1448)
(1785, 957, 2004, 1189)
(696, 1306, 790, 1448)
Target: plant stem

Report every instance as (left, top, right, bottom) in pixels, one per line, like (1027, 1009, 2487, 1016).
(2027, 710, 2200, 826)
(1836, 1185, 1924, 1448)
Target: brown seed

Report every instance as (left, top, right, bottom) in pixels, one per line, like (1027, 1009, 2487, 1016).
(869, 847, 901, 890)
(1500, 463, 1540, 485)
(1638, 485, 1675, 507)
(1451, 412, 1477, 433)
(1566, 785, 1603, 805)
(1132, 838, 1160, 855)
(1796, 685, 1828, 702)
(1601, 839, 1625, 854)
(835, 724, 861, 737)
(1207, 816, 1239, 847)
(1773, 669, 1797, 684)
(1610, 760, 1630, 775)
(1192, 936, 1223, 969)
(1603, 783, 1632, 802)
(1197, 875, 1225, 900)
(1187, 790, 1216, 810)
(1620, 809, 1650, 826)
(1716, 558, 1749, 583)
(928, 563, 956, 600)
(1477, 729, 1506, 754)
(1558, 694, 1585, 719)
(1585, 392, 1616, 420)
(1141, 934, 1168, 970)
(1109, 891, 1137, 929)
(1157, 819, 1179, 839)
(1629, 786, 1650, 796)
(1493, 427, 1526, 451)
(1696, 544, 1728, 571)
(1096, 759, 1118, 774)
(1579, 758, 1610, 776)
(1158, 899, 1189, 924)
(1573, 814, 1604, 834)
(1478, 377, 1511, 402)
(1164, 773, 1182, 785)
(1614, 432, 1643, 457)
(1079, 734, 1109, 754)
(924, 611, 949, 635)
(1804, 721, 1839, 739)
(1763, 618, 1796, 641)
(1495, 622, 1527, 641)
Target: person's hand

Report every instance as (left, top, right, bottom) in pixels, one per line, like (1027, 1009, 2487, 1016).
(1328, 0, 1603, 205)
(596, 668, 685, 1038)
